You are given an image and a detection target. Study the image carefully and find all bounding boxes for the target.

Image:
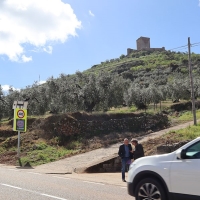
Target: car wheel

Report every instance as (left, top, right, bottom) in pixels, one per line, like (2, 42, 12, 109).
(135, 178, 167, 200)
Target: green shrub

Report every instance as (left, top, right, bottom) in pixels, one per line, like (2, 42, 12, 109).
(36, 142, 48, 150)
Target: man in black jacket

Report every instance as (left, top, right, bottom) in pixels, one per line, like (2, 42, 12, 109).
(131, 138, 144, 160)
(118, 138, 132, 182)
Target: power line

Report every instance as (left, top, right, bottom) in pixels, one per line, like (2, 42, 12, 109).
(169, 42, 200, 51)
(169, 45, 188, 51)
(191, 44, 200, 48)
(174, 47, 188, 51)
(191, 42, 200, 46)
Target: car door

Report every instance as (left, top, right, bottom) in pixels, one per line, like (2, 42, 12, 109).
(170, 140, 200, 198)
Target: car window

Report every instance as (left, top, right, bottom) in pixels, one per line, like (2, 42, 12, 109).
(185, 141, 200, 159)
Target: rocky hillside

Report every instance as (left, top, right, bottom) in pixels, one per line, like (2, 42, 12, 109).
(0, 112, 169, 166)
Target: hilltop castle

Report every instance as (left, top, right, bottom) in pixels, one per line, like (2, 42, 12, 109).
(127, 37, 165, 55)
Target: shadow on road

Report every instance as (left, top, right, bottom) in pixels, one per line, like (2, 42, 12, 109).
(15, 159, 34, 169)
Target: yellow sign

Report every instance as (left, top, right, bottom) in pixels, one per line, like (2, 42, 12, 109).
(13, 108, 27, 132)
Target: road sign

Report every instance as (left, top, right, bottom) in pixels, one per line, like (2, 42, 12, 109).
(16, 119, 25, 131)
(17, 110, 25, 118)
(13, 108, 27, 132)
(12, 101, 29, 159)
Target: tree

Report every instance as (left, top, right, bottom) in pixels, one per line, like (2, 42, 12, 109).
(120, 54, 126, 59)
(3, 87, 21, 118)
(0, 85, 6, 120)
(124, 84, 147, 110)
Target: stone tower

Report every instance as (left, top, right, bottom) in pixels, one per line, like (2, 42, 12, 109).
(136, 37, 150, 50)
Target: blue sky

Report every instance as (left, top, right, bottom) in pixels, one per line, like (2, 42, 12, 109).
(1, 0, 200, 92)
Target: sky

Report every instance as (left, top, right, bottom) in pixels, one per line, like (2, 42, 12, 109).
(1, 0, 200, 93)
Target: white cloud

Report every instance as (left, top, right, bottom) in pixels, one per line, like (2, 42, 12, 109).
(89, 10, 95, 17)
(43, 46, 53, 54)
(22, 55, 32, 62)
(0, 0, 81, 62)
(2, 85, 10, 92)
(38, 80, 46, 85)
(2, 85, 20, 93)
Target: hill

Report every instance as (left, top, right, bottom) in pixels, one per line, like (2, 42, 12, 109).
(86, 50, 200, 80)
(1, 50, 200, 118)
(1, 48, 200, 166)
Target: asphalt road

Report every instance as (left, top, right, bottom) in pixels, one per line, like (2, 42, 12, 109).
(0, 167, 134, 200)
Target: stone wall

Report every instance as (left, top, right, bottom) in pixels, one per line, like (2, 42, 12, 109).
(50, 113, 169, 137)
(157, 141, 190, 154)
(127, 47, 166, 56)
(85, 156, 122, 173)
(127, 48, 136, 55)
(170, 100, 200, 112)
(140, 47, 165, 51)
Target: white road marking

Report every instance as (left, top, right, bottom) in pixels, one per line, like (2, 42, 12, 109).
(41, 193, 68, 200)
(53, 176, 70, 180)
(23, 188, 38, 193)
(83, 181, 105, 185)
(1, 183, 22, 190)
(0, 183, 68, 200)
(27, 172, 42, 175)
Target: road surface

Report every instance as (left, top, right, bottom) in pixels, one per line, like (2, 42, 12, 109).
(0, 166, 134, 200)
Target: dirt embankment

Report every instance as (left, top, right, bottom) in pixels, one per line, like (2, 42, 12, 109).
(0, 112, 169, 166)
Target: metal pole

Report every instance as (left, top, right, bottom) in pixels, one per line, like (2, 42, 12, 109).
(188, 37, 197, 125)
(17, 131, 20, 158)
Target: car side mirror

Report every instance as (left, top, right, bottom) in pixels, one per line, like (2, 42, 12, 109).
(176, 149, 182, 159)
(176, 149, 186, 159)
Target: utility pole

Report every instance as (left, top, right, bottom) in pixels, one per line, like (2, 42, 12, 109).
(188, 37, 197, 125)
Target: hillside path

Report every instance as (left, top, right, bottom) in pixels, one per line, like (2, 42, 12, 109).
(30, 120, 198, 174)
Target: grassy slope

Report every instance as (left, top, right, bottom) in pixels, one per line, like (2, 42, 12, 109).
(20, 142, 77, 166)
(143, 122, 200, 156)
(85, 50, 200, 76)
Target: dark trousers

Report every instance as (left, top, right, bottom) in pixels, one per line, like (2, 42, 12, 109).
(121, 157, 130, 180)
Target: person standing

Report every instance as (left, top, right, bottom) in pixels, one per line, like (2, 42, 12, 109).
(131, 139, 144, 160)
(118, 138, 132, 182)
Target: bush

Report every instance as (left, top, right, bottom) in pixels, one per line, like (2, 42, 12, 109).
(120, 54, 126, 59)
(36, 142, 48, 150)
(171, 101, 200, 112)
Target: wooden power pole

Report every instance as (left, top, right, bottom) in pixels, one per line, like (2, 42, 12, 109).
(188, 37, 197, 125)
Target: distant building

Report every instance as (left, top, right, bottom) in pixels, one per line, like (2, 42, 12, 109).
(137, 37, 150, 51)
(127, 37, 165, 55)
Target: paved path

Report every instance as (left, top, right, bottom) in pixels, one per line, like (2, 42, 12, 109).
(30, 120, 198, 174)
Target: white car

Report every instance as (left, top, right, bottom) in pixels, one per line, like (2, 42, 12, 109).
(127, 137, 200, 200)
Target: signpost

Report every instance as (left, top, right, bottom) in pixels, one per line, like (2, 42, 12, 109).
(13, 101, 28, 158)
